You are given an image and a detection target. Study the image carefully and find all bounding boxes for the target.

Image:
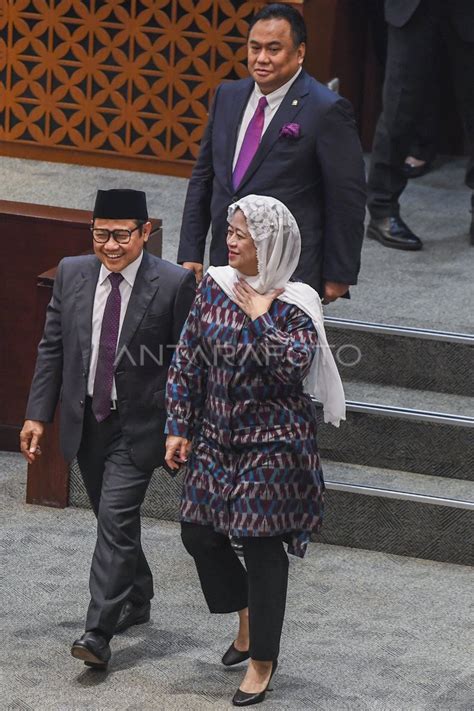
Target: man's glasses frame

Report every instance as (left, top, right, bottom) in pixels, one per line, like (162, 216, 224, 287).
(90, 223, 145, 245)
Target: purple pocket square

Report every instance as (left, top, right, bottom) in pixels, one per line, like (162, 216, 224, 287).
(279, 123, 301, 139)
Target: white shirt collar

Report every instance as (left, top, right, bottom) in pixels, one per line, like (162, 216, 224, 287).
(98, 249, 144, 287)
(254, 67, 303, 110)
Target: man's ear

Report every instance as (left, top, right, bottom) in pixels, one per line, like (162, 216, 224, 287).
(142, 221, 152, 242)
(298, 42, 306, 64)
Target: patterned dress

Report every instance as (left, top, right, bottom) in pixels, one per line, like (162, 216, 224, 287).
(166, 274, 325, 557)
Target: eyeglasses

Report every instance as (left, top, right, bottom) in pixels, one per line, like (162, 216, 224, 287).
(90, 224, 144, 244)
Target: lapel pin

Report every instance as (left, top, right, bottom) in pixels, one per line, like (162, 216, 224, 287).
(292, 100, 298, 106)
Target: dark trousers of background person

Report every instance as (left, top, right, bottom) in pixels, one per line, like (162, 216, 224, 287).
(181, 523, 289, 661)
(365, 0, 439, 165)
(368, 0, 474, 219)
(76, 399, 154, 640)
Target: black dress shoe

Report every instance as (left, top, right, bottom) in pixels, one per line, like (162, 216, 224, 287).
(232, 659, 278, 707)
(470, 211, 474, 246)
(366, 217, 423, 251)
(222, 641, 250, 666)
(71, 631, 111, 669)
(115, 600, 151, 634)
(403, 159, 433, 179)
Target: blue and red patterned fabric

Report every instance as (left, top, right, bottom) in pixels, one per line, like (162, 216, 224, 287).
(166, 274, 325, 557)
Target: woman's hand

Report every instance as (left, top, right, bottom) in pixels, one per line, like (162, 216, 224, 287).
(233, 278, 284, 321)
(165, 435, 191, 470)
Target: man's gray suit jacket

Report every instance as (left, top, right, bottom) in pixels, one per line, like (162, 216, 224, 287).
(25, 250, 196, 472)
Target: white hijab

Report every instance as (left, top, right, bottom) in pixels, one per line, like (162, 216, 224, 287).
(207, 194, 346, 426)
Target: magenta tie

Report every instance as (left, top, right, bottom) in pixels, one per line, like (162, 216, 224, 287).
(92, 272, 123, 422)
(232, 96, 268, 189)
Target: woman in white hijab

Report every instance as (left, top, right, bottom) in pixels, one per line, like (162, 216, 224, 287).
(165, 195, 345, 706)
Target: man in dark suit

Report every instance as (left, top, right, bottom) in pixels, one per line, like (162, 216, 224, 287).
(367, 0, 474, 249)
(178, 3, 366, 302)
(20, 189, 195, 668)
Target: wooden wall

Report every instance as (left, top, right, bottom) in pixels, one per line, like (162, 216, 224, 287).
(0, 0, 268, 176)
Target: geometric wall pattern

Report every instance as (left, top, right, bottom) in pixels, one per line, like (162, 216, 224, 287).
(0, 0, 267, 174)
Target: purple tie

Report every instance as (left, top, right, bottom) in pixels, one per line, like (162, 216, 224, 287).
(92, 272, 123, 422)
(232, 96, 268, 189)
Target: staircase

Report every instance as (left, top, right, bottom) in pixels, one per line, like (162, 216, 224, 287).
(69, 317, 474, 565)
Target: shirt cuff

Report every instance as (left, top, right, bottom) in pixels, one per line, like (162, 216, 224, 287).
(165, 418, 191, 439)
(249, 312, 275, 337)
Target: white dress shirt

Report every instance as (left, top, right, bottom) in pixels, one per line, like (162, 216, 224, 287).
(87, 250, 143, 399)
(232, 67, 302, 170)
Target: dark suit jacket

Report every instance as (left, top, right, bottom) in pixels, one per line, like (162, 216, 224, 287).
(25, 250, 196, 471)
(178, 70, 366, 293)
(385, 0, 474, 42)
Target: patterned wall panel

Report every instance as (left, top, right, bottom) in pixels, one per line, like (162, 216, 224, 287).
(0, 0, 269, 175)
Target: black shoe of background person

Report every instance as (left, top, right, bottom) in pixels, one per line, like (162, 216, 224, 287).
(366, 216, 423, 251)
(115, 600, 151, 634)
(403, 158, 434, 179)
(470, 208, 474, 246)
(71, 631, 111, 669)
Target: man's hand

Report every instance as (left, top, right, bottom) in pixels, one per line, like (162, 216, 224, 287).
(20, 420, 45, 464)
(182, 262, 204, 283)
(233, 278, 284, 321)
(322, 281, 350, 304)
(165, 435, 191, 471)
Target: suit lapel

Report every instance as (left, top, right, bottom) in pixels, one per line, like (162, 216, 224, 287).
(226, 79, 254, 189)
(116, 250, 161, 357)
(236, 71, 311, 191)
(75, 258, 101, 373)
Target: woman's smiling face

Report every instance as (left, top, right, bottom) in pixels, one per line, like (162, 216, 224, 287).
(226, 209, 258, 276)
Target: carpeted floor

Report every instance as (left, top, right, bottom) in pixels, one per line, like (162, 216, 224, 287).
(1, 155, 473, 334)
(1, 451, 472, 711)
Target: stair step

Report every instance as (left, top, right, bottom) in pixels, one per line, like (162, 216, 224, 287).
(326, 317, 474, 395)
(324, 460, 474, 503)
(344, 380, 473, 418)
(315, 461, 473, 566)
(317, 387, 474, 480)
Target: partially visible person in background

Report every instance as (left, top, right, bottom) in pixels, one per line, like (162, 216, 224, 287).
(365, 0, 439, 179)
(366, 0, 474, 250)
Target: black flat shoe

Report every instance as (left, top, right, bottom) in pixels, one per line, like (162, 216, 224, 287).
(71, 631, 111, 669)
(232, 659, 278, 707)
(222, 642, 250, 666)
(366, 216, 423, 251)
(115, 600, 151, 634)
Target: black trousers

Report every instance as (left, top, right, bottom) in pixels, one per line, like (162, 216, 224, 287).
(77, 401, 154, 639)
(368, 0, 474, 217)
(181, 522, 289, 661)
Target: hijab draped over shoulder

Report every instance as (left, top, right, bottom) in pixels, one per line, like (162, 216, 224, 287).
(207, 194, 346, 426)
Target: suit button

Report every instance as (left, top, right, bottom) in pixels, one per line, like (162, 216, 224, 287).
(79, 400, 84, 407)
(232, 195, 238, 201)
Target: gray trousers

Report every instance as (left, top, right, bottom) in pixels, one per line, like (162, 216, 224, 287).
(77, 400, 153, 638)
